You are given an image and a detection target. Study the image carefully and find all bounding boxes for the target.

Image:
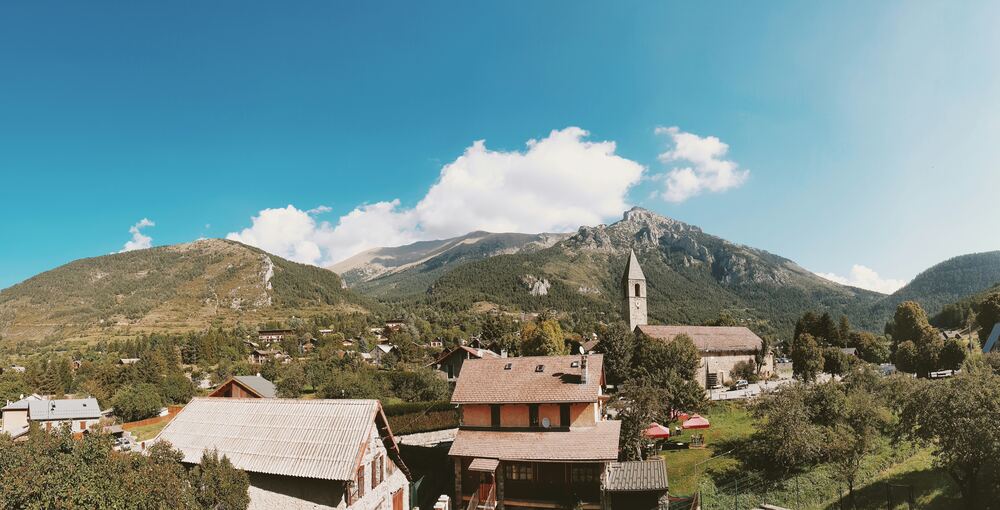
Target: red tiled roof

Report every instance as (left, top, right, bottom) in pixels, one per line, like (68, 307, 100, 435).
(636, 325, 762, 353)
(431, 346, 500, 366)
(451, 354, 604, 404)
(448, 420, 621, 462)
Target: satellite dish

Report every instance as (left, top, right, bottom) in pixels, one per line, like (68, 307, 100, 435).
(542, 417, 551, 429)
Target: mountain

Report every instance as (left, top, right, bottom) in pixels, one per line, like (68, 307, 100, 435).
(0, 239, 366, 346)
(328, 231, 568, 299)
(866, 251, 1000, 327)
(352, 207, 885, 336)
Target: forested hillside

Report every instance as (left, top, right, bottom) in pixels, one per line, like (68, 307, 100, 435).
(0, 239, 368, 346)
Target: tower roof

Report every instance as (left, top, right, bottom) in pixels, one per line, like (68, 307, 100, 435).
(623, 249, 646, 282)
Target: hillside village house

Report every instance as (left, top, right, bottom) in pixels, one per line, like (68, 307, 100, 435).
(448, 353, 668, 510)
(428, 346, 500, 383)
(155, 398, 412, 510)
(367, 344, 399, 367)
(258, 329, 294, 343)
(1, 396, 102, 439)
(622, 250, 774, 388)
(209, 375, 276, 398)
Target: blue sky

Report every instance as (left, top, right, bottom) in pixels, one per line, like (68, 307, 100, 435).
(1, 1, 998, 291)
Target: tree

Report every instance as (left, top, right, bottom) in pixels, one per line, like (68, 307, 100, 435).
(939, 338, 967, 371)
(848, 331, 889, 364)
(754, 335, 772, 374)
(276, 363, 306, 398)
(899, 366, 1000, 506)
(894, 340, 919, 374)
(190, 449, 251, 510)
(521, 319, 567, 356)
(632, 334, 700, 384)
(748, 384, 826, 473)
(822, 347, 850, 376)
(790, 333, 823, 382)
(891, 301, 931, 347)
(111, 383, 164, 422)
(160, 372, 195, 405)
(829, 390, 892, 504)
(318, 368, 387, 399)
(976, 293, 1000, 339)
(612, 380, 666, 461)
(729, 360, 757, 383)
(597, 323, 634, 384)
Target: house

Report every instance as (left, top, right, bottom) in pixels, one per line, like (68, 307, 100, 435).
(448, 353, 668, 509)
(623, 250, 774, 388)
(982, 323, 1000, 353)
(319, 329, 334, 335)
(249, 348, 279, 365)
(840, 347, 859, 358)
(428, 346, 501, 382)
(3, 365, 26, 374)
(301, 337, 319, 354)
(384, 319, 406, 332)
(209, 375, 276, 398)
(258, 329, 294, 343)
(1, 394, 44, 438)
(119, 358, 140, 365)
(154, 398, 412, 510)
(427, 338, 444, 349)
(343, 338, 357, 348)
(2, 397, 102, 438)
(368, 344, 399, 366)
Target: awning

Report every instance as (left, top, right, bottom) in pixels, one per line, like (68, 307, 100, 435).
(643, 422, 671, 439)
(469, 458, 500, 473)
(682, 414, 710, 430)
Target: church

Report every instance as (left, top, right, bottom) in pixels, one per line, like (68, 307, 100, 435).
(622, 250, 774, 388)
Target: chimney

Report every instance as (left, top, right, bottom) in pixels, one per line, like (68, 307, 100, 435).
(501, 350, 508, 358)
(580, 354, 589, 384)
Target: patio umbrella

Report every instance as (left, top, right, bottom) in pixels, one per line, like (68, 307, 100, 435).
(644, 422, 671, 439)
(682, 414, 710, 430)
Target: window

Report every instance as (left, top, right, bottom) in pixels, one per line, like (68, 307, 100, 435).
(371, 457, 378, 489)
(535, 364, 544, 372)
(560, 404, 571, 427)
(505, 462, 534, 481)
(357, 466, 366, 499)
(635, 283, 641, 297)
(79, 421, 87, 430)
(490, 404, 501, 428)
(528, 404, 539, 428)
(504, 363, 512, 370)
(570, 465, 600, 483)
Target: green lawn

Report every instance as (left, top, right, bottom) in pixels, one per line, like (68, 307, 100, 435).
(660, 402, 963, 509)
(127, 421, 170, 442)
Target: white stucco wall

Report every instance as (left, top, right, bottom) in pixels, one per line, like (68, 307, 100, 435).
(1, 409, 28, 435)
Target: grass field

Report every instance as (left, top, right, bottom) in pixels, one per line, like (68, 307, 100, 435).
(661, 402, 963, 509)
(127, 421, 170, 441)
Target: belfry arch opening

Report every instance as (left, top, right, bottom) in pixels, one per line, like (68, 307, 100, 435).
(635, 283, 641, 297)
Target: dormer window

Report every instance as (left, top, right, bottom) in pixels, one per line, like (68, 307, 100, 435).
(570, 361, 579, 368)
(504, 363, 512, 370)
(535, 365, 544, 373)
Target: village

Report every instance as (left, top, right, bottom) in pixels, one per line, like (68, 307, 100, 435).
(3, 250, 998, 510)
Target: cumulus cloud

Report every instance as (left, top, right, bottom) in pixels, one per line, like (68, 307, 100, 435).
(227, 127, 646, 266)
(119, 218, 155, 252)
(815, 264, 907, 294)
(655, 126, 749, 202)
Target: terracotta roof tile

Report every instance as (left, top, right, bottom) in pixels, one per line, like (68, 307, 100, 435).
(451, 354, 604, 404)
(637, 325, 762, 353)
(448, 421, 621, 462)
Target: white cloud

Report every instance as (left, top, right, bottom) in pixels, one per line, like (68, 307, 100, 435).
(227, 127, 646, 265)
(655, 126, 749, 202)
(815, 264, 907, 294)
(119, 218, 155, 252)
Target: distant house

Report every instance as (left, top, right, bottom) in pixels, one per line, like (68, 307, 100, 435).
(248, 348, 278, 365)
(118, 358, 140, 365)
(840, 347, 859, 358)
(301, 337, 318, 354)
(209, 375, 276, 398)
(428, 346, 501, 382)
(2, 397, 102, 438)
(258, 329, 294, 343)
(154, 398, 412, 510)
(427, 338, 444, 349)
(1, 394, 44, 438)
(342, 338, 357, 348)
(368, 344, 399, 366)
(384, 319, 406, 332)
(4, 365, 26, 374)
(983, 323, 1000, 353)
(318, 328, 334, 335)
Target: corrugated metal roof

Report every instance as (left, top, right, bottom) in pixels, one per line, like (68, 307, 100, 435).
(233, 375, 277, 398)
(449, 421, 621, 462)
(28, 398, 101, 421)
(637, 325, 763, 353)
(605, 459, 669, 492)
(154, 398, 385, 481)
(451, 354, 604, 404)
(2, 394, 42, 411)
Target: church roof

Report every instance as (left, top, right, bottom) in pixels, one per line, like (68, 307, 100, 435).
(637, 325, 763, 353)
(623, 249, 645, 282)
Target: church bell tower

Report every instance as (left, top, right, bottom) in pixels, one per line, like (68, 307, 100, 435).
(622, 249, 648, 331)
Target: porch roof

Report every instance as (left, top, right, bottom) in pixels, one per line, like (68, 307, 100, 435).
(449, 421, 621, 462)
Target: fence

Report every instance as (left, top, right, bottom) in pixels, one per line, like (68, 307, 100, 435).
(121, 405, 183, 431)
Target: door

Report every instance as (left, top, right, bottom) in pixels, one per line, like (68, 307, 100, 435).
(392, 488, 404, 510)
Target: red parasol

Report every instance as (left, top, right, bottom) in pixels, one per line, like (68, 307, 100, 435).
(682, 414, 710, 430)
(644, 422, 671, 439)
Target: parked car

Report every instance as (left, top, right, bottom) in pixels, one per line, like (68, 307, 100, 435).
(734, 379, 749, 390)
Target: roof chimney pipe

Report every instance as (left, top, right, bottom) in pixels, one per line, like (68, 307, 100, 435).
(581, 354, 589, 384)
